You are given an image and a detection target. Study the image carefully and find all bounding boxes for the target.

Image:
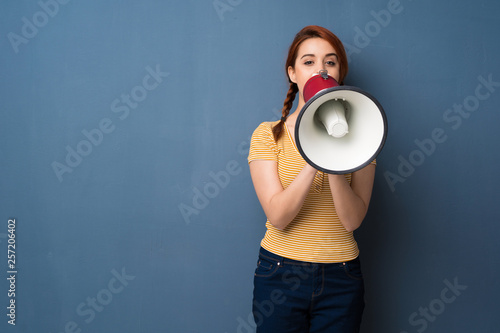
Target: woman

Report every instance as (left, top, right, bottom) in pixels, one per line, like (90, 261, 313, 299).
(248, 25, 376, 332)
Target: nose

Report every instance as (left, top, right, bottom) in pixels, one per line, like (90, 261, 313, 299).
(312, 67, 323, 76)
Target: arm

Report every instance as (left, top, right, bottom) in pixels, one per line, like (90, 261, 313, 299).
(249, 160, 317, 230)
(327, 163, 376, 232)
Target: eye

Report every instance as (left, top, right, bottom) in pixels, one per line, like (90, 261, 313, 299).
(326, 61, 337, 66)
(304, 60, 314, 65)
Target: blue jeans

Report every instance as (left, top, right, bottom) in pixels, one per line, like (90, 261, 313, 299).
(252, 247, 365, 333)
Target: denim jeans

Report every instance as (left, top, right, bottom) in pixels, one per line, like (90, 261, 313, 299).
(252, 247, 365, 333)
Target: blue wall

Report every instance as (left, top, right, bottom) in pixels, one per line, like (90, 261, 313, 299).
(1, 0, 499, 332)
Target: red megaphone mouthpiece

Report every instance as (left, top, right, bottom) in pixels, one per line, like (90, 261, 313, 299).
(303, 70, 340, 103)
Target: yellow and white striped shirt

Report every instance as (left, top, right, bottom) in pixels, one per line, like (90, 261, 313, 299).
(248, 121, 374, 263)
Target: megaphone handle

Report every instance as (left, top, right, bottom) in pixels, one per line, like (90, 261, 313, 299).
(319, 69, 329, 79)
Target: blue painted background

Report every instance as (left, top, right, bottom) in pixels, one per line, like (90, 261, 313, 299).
(1, 0, 499, 332)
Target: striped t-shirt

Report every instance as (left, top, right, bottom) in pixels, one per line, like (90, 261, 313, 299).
(248, 120, 374, 263)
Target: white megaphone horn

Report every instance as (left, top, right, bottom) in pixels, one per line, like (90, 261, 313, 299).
(295, 70, 388, 174)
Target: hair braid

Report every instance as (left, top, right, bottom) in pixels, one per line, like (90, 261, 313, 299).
(272, 83, 298, 142)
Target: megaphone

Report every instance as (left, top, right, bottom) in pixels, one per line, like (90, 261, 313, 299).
(295, 70, 388, 174)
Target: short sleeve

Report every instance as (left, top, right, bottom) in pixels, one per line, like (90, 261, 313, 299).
(248, 122, 279, 164)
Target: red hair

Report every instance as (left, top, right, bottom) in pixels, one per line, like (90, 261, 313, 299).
(272, 25, 349, 141)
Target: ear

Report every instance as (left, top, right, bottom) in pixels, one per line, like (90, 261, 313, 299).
(288, 65, 296, 84)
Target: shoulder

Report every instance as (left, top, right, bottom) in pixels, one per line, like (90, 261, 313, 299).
(248, 121, 282, 162)
(252, 120, 281, 134)
(250, 121, 281, 141)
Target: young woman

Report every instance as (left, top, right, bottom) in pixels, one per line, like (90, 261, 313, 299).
(248, 25, 376, 332)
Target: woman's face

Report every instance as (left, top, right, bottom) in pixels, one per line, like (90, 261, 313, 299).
(288, 37, 341, 101)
